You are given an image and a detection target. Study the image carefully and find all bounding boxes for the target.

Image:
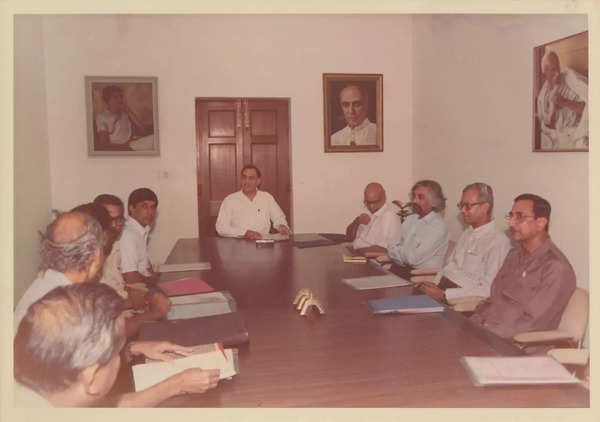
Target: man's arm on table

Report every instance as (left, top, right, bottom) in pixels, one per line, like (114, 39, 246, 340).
(267, 195, 290, 235)
(124, 292, 171, 338)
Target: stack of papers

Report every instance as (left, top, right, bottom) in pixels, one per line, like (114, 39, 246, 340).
(157, 277, 215, 297)
(167, 291, 236, 320)
(261, 233, 290, 241)
(461, 356, 580, 387)
(368, 295, 444, 314)
(343, 247, 367, 263)
(342, 274, 411, 290)
(132, 343, 239, 391)
(158, 262, 212, 272)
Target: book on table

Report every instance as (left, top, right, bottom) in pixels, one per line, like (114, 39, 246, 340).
(291, 233, 336, 248)
(460, 356, 580, 387)
(157, 277, 215, 297)
(367, 295, 444, 314)
(132, 343, 239, 392)
(167, 291, 237, 320)
(343, 246, 367, 263)
(139, 311, 249, 347)
(158, 262, 212, 272)
(342, 274, 411, 290)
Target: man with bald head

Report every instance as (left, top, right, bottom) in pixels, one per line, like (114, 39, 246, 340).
(330, 84, 377, 146)
(14, 211, 105, 330)
(536, 50, 588, 149)
(346, 182, 401, 256)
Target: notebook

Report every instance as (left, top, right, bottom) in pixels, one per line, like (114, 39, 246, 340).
(367, 295, 444, 314)
(461, 356, 580, 387)
(292, 233, 336, 248)
(132, 343, 239, 391)
(342, 274, 411, 290)
(157, 277, 215, 297)
(139, 311, 249, 347)
(343, 246, 367, 263)
(167, 291, 236, 320)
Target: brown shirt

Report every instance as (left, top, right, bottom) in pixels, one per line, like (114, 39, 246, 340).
(471, 238, 575, 339)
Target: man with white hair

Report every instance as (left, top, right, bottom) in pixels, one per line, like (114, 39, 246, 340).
(330, 84, 377, 146)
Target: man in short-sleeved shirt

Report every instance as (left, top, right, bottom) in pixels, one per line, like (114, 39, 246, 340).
(471, 193, 576, 339)
(387, 180, 449, 270)
(346, 182, 400, 256)
(216, 165, 289, 239)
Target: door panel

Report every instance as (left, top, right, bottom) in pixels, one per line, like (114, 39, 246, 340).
(196, 98, 291, 236)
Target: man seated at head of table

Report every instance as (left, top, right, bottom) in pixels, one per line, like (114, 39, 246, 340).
(418, 182, 511, 303)
(470, 193, 576, 339)
(14, 282, 220, 407)
(216, 164, 290, 240)
(386, 180, 449, 278)
(345, 182, 401, 256)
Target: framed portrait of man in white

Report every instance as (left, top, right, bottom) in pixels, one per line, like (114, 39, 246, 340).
(85, 76, 160, 156)
(533, 31, 588, 152)
(323, 73, 383, 153)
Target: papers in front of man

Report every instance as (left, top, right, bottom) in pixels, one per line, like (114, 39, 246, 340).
(167, 291, 236, 320)
(460, 356, 580, 387)
(261, 233, 290, 241)
(157, 277, 215, 297)
(343, 247, 367, 263)
(132, 343, 239, 392)
(292, 233, 336, 248)
(367, 294, 444, 314)
(158, 262, 212, 272)
(342, 274, 411, 290)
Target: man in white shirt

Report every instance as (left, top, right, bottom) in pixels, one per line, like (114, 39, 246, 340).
(387, 180, 449, 274)
(418, 183, 511, 303)
(346, 182, 401, 256)
(216, 165, 290, 239)
(330, 84, 377, 146)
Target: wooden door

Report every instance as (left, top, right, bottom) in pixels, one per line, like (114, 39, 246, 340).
(196, 98, 291, 236)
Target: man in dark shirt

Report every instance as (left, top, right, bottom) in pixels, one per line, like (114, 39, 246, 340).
(471, 193, 576, 339)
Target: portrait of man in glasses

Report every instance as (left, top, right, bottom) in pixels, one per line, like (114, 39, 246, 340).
(418, 183, 510, 303)
(470, 193, 576, 339)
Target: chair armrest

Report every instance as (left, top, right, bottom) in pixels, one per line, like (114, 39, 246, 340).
(375, 254, 391, 263)
(513, 330, 573, 344)
(410, 267, 440, 276)
(548, 348, 589, 366)
(448, 296, 485, 312)
(410, 275, 435, 283)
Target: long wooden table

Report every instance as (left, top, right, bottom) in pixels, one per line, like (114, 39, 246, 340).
(152, 237, 589, 407)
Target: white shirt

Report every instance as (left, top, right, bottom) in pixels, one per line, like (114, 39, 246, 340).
(353, 203, 402, 249)
(387, 212, 448, 269)
(120, 217, 152, 276)
(330, 118, 377, 146)
(434, 220, 511, 301)
(14, 269, 71, 332)
(100, 242, 128, 299)
(216, 189, 289, 237)
(96, 110, 133, 144)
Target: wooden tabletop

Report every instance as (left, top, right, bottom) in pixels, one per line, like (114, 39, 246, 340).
(153, 237, 589, 407)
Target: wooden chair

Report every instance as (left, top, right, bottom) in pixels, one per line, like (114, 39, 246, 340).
(513, 288, 589, 351)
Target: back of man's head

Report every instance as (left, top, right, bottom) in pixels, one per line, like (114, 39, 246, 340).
(14, 283, 124, 397)
(41, 211, 104, 273)
(71, 203, 111, 233)
(128, 187, 158, 209)
(514, 193, 551, 232)
(94, 194, 124, 208)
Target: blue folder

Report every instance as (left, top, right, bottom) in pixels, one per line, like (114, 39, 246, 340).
(368, 295, 444, 314)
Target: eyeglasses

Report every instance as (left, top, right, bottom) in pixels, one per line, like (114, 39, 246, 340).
(456, 202, 484, 211)
(364, 198, 383, 206)
(111, 216, 125, 225)
(504, 212, 535, 222)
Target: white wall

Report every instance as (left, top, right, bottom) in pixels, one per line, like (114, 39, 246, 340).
(14, 16, 53, 303)
(412, 15, 589, 288)
(40, 14, 414, 263)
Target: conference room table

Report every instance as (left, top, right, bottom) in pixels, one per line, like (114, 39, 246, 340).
(147, 236, 588, 407)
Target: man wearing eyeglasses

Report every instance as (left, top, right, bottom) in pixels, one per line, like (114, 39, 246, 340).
(345, 182, 401, 256)
(470, 193, 575, 339)
(418, 183, 510, 303)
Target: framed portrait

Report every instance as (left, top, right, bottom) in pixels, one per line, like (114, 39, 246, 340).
(532, 31, 588, 152)
(85, 76, 160, 156)
(323, 73, 383, 152)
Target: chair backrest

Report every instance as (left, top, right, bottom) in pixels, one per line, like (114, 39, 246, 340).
(557, 287, 589, 346)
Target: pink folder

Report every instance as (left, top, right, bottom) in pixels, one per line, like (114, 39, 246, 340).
(158, 278, 215, 296)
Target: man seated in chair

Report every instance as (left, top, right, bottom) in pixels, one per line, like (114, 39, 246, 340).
(418, 183, 510, 304)
(345, 182, 401, 257)
(470, 193, 575, 339)
(386, 180, 449, 278)
(216, 164, 290, 240)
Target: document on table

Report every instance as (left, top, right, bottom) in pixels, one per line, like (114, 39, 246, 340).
(157, 277, 215, 297)
(261, 233, 290, 241)
(167, 291, 236, 320)
(461, 356, 580, 387)
(342, 274, 411, 290)
(368, 295, 444, 314)
(158, 262, 212, 272)
(133, 343, 238, 391)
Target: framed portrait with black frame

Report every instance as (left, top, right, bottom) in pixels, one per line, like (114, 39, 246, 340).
(323, 73, 383, 153)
